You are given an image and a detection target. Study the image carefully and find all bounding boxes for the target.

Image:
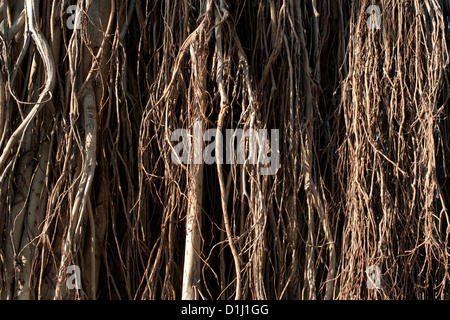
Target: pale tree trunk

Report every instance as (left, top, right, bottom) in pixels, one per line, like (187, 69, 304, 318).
(181, 74, 205, 300)
(181, 149, 204, 300)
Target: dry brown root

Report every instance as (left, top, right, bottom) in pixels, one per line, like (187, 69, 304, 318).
(338, 0, 449, 299)
(0, 0, 56, 172)
(214, 2, 242, 300)
(53, 0, 113, 300)
(181, 25, 209, 299)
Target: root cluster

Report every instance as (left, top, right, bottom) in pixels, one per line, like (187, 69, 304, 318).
(0, 0, 449, 300)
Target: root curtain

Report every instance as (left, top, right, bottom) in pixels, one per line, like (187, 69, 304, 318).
(0, 0, 449, 300)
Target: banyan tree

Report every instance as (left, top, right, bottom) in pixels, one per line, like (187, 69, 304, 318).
(0, 0, 449, 300)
